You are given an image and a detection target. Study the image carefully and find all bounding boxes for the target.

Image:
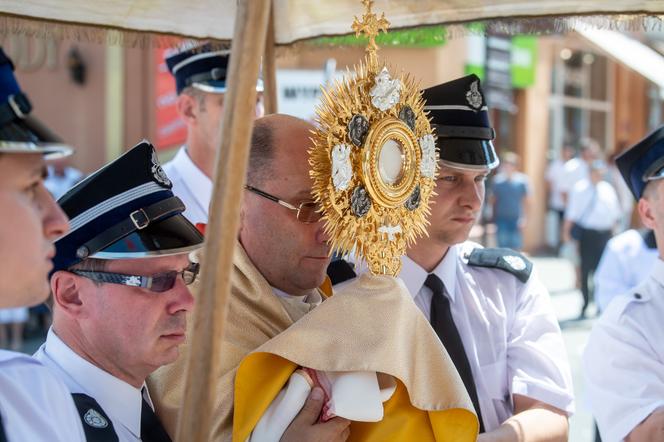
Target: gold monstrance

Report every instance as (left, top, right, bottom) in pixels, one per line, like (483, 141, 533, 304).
(310, 0, 437, 276)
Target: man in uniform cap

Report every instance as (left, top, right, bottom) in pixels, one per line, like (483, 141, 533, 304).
(34, 141, 204, 442)
(331, 74, 574, 440)
(163, 42, 264, 224)
(0, 47, 85, 441)
(414, 74, 573, 440)
(584, 125, 664, 441)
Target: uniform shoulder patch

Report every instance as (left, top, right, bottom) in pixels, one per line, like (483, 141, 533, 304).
(466, 247, 533, 283)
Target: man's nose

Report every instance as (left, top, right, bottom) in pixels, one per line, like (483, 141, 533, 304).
(167, 278, 195, 315)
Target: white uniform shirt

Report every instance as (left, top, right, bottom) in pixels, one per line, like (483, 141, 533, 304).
(373, 242, 575, 431)
(163, 146, 212, 225)
(583, 258, 664, 442)
(594, 229, 658, 312)
(565, 179, 621, 230)
(559, 157, 588, 197)
(0, 349, 85, 442)
(545, 159, 566, 211)
(34, 329, 157, 442)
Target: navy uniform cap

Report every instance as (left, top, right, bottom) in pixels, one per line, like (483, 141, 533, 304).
(53, 141, 204, 272)
(0, 47, 73, 158)
(422, 74, 499, 171)
(165, 42, 264, 95)
(616, 125, 664, 200)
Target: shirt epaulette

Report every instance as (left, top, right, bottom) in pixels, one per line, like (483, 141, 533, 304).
(466, 247, 533, 283)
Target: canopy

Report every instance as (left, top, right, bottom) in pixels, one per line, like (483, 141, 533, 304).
(2, 0, 664, 44)
(4, 2, 663, 441)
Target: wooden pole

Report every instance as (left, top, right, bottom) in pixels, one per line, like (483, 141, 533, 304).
(175, 1, 270, 440)
(263, 1, 278, 114)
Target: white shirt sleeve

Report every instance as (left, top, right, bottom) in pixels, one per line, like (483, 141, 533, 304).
(594, 241, 631, 312)
(583, 296, 664, 442)
(506, 272, 575, 414)
(0, 352, 86, 442)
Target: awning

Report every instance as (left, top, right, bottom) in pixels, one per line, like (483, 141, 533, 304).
(576, 27, 664, 98)
(1, 0, 664, 45)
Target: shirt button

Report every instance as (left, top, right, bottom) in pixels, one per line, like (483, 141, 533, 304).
(634, 293, 642, 300)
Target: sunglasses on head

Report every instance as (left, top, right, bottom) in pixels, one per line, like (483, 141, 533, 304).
(72, 262, 200, 293)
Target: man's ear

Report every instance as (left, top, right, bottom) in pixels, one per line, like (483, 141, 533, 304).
(638, 197, 656, 230)
(176, 94, 198, 125)
(51, 271, 86, 317)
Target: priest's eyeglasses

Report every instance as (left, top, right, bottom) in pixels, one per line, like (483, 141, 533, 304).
(244, 185, 322, 223)
(72, 262, 200, 293)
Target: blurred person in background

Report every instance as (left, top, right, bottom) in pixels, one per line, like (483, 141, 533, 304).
(45, 155, 83, 199)
(607, 147, 635, 232)
(0, 307, 28, 351)
(563, 160, 621, 319)
(162, 42, 264, 224)
(546, 145, 575, 252)
(489, 151, 530, 251)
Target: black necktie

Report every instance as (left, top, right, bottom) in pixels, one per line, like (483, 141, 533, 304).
(0, 412, 8, 442)
(426, 273, 485, 433)
(71, 393, 119, 442)
(141, 396, 172, 442)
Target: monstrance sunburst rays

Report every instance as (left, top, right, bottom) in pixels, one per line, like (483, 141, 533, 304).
(309, 0, 437, 276)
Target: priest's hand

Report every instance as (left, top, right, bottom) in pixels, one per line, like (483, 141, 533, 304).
(281, 387, 351, 442)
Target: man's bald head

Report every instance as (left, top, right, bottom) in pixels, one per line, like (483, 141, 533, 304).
(241, 114, 329, 297)
(248, 114, 314, 186)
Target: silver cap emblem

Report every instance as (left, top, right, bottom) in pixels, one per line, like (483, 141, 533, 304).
(503, 255, 526, 272)
(83, 408, 109, 428)
(151, 150, 172, 188)
(465, 80, 483, 110)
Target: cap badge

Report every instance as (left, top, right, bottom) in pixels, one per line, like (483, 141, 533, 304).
(151, 150, 172, 188)
(465, 80, 483, 110)
(83, 408, 109, 428)
(332, 144, 353, 191)
(370, 67, 401, 112)
(503, 255, 526, 272)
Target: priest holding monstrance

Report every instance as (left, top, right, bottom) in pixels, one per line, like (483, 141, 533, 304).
(227, 3, 479, 441)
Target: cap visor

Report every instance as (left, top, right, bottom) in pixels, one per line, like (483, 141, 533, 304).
(0, 116, 73, 158)
(438, 138, 500, 170)
(92, 214, 204, 259)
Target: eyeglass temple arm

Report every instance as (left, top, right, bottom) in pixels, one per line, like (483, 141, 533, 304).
(244, 185, 298, 210)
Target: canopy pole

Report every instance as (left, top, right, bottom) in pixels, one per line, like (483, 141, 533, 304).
(175, 1, 270, 441)
(263, 1, 278, 114)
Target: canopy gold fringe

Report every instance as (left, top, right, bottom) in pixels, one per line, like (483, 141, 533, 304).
(0, 13, 219, 49)
(1, 12, 662, 50)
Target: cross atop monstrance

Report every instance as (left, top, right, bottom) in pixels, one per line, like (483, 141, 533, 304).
(352, 0, 390, 66)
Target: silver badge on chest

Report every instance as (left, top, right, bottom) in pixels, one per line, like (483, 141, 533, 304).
(83, 408, 109, 428)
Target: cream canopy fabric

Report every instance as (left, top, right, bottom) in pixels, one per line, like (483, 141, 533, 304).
(2, 0, 664, 44)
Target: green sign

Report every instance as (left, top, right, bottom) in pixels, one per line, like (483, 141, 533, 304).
(312, 25, 447, 48)
(511, 36, 537, 88)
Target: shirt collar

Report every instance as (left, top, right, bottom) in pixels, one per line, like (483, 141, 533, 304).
(402, 245, 458, 302)
(172, 146, 212, 215)
(44, 329, 145, 438)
